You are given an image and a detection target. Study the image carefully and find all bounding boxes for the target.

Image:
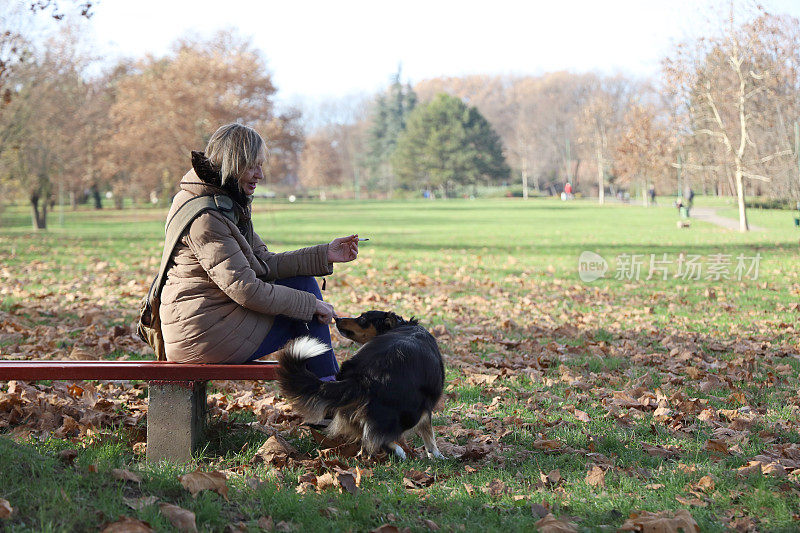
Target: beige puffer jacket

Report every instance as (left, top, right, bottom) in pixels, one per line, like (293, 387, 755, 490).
(159, 166, 332, 364)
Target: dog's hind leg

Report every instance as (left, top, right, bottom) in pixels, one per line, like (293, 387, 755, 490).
(385, 441, 407, 460)
(415, 411, 445, 459)
(361, 422, 406, 459)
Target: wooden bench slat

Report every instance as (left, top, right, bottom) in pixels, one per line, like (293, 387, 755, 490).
(0, 360, 279, 381)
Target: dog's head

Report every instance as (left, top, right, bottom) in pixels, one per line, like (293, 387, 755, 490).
(335, 311, 410, 344)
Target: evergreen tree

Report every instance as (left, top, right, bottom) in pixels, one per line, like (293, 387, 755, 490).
(392, 93, 509, 197)
(365, 68, 417, 194)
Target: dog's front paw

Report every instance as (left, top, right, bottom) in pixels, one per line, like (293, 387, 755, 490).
(428, 450, 446, 460)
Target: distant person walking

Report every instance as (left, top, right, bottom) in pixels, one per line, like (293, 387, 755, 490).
(563, 182, 573, 200)
(648, 185, 657, 206)
(675, 197, 685, 217)
(684, 187, 695, 217)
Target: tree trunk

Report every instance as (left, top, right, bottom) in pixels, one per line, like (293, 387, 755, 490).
(734, 166, 749, 232)
(30, 193, 47, 230)
(724, 165, 736, 197)
(521, 157, 529, 200)
(91, 184, 102, 209)
(641, 179, 648, 207)
(595, 142, 604, 205)
(733, 49, 749, 232)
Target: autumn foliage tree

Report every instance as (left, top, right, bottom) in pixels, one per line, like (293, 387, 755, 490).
(614, 101, 676, 206)
(101, 31, 300, 204)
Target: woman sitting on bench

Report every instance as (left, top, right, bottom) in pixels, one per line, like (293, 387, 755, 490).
(159, 123, 358, 381)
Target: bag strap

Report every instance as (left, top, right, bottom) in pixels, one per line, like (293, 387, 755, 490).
(147, 194, 236, 304)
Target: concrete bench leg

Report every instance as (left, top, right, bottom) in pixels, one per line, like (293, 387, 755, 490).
(146, 381, 206, 462)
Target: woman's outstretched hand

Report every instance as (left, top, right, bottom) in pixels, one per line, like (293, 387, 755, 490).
(327, 234, 359, 263)
(315, 299, 336, 324)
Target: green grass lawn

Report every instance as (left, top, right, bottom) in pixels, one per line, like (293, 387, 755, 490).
(1, 198, 799, 532)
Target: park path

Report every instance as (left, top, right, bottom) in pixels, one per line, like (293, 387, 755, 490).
(691, 206, 765, 231)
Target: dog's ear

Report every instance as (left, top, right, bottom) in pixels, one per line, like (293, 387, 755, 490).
(384, 312, 401, 329)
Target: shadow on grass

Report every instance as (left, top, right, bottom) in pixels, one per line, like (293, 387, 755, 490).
(199, 411, 268, 461)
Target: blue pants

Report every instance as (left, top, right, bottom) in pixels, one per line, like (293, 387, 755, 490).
(248, 275, 339, 379)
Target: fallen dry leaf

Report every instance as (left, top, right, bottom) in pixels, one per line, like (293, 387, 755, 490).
(534, 513, 578, 533)
(0, 498, 12, 519)
(337, 469, 360, 495)
(178, 470, 229, 500)
(253, 435, 300, 466)
(466, 372, 499, 385)
(675, 495, 707, 507)
(319, 507, 340, 518)
(159, 503, 197, 533)
(482, 478, 510, 497)
(100, 516, 154, 533)
(704, 439, 730, 455)
(694, 475, 715, 492)
(585, 465, 606, 487)
(57, 449, 79, 464)
(111, 468, 142, 483)
(619, 509, 700, 532)
(316, 472, 337, 492)
(531, 501, 551, 519)
(573, 409, 591, 422)
(532, 439, 564, 451)
(422, 518, 440, 530)
(258, 516, 274, 530)
(275, 520, 295, 532)
(737, 462, 763, 477)
(122, 496, 158, 510)
(643, 443, 680, 459)
(403, 469, 436, 489)
(370, 526, 404, 533)
(540, 469, 562, 487)
(224, 521, 248, 533)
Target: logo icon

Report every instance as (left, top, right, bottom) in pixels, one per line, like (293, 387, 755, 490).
(578, 251, 608, 282)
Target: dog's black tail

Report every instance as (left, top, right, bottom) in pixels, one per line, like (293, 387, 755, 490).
(277, 337, 361, 423)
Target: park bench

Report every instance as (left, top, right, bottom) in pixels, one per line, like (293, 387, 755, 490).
(0, 360, 278, 463)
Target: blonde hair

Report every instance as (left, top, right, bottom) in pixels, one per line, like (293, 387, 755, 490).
(205, 123, 267, 186)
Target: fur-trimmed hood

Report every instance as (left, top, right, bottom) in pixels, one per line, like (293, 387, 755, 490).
(180, 151, 254, 243)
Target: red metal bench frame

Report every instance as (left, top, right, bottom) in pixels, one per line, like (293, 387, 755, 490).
(0, 360, 278, 381)
(0, 360, 279, 462)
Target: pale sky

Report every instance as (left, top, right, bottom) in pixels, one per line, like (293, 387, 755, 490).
(31, 0, 800, 105)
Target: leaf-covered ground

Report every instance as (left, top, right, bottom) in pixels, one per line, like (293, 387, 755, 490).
(1, 198, 799, 532)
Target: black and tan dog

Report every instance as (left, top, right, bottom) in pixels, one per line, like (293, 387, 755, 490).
(277, 311, 445, 459)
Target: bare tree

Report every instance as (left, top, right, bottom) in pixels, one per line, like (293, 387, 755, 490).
(0, 25, 96, 228)
(574, 76, 637, 203)
(299, 131, 343, 194)
(664, 4, 798, 231)
(297, 94, 372, 197)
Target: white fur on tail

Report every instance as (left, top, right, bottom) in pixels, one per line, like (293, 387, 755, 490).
(286, 336, 329, 360)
